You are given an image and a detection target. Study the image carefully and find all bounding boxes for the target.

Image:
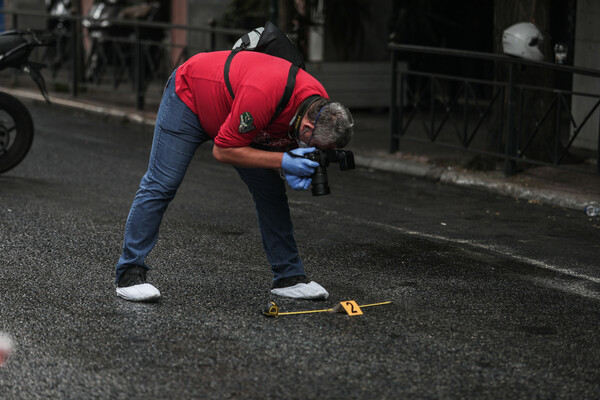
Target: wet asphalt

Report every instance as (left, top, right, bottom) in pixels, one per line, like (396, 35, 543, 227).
(0, 100, 599, 399)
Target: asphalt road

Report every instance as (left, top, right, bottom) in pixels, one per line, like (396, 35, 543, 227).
(0, 100, 599, 399)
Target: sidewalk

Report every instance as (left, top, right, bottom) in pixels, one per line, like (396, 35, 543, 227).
(6, 85, 600, 213)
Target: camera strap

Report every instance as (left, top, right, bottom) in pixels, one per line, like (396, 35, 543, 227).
(289, 94, 322, 140)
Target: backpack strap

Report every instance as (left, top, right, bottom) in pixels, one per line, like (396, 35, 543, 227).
(224, 49, 240, 100)
(272, 64, 299, 122)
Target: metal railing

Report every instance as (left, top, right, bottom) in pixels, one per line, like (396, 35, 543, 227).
(0, 8, 247, 110)
(389, 43, 600, 176)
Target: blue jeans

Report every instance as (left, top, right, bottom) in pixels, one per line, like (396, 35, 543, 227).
(115, 70, 305, 283)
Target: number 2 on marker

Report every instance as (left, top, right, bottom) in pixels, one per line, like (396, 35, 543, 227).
(341, 300, 363, 316)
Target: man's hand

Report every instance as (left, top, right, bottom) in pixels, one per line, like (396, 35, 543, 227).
(281, 147, 319, 176)
(284, 172, 312, 190)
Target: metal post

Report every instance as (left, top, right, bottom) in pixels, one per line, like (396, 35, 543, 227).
(504, 62, 518, 176)
(597, 106, 600, 173)
(10, 13, 18, 83)
(430, 77, 435, 140)
(554, 92, 562, 164)
(71, 17, 79, 98)
(497, 86, 505, 153)
(463, 80, 468, 145)
(269, 0, 279, 25)
(389, 49, 399, 153)
(134, 25, 144, 110)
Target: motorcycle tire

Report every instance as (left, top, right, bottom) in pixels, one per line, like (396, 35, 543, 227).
(0, 92, 34, 173)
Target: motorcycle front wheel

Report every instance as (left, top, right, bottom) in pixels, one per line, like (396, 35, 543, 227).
(0, 92, 34, 173)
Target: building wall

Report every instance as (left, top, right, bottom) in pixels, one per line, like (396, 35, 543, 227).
(572, 0, 600, 150)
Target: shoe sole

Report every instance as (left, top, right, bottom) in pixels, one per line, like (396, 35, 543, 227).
(116, 283, 161, 302)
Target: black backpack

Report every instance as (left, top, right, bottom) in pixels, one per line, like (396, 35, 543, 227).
(224, 21, 306, 121)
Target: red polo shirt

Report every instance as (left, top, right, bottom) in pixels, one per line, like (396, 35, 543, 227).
(175, 50, 328, 150)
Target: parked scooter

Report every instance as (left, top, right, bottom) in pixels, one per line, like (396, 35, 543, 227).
(44, 0, 75, 77)
(83, 0, 128, 86)
(83, 0, 165, 86)
(0, 30, 52, 173)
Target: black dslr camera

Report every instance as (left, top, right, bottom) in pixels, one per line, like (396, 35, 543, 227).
(304, 149, 355, 196)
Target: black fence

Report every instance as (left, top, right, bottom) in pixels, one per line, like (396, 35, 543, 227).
(0, 8, 246, 110)
(389, 43, 600, 176)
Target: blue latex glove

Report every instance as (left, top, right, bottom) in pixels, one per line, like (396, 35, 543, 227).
(281, 147, 319, 177)
(284, 172, 312, 191)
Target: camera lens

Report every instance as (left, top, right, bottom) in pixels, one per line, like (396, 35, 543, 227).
(311, 166, 330, 196)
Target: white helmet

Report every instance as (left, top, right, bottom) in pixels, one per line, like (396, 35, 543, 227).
(502, 22, 544, 61)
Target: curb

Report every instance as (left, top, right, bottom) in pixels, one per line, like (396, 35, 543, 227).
(439, 170, 591, 211)
(354, 154, 596, 212)
(3, 88, 157, 127)
(353, 154, 444, 181)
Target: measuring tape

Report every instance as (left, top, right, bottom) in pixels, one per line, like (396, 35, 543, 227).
(263, 300, 392, 317)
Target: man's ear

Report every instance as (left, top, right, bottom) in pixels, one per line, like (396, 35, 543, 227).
(300, 114, 314, 131)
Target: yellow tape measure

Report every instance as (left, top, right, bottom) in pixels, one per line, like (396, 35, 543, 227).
(263, 300, 392, 317)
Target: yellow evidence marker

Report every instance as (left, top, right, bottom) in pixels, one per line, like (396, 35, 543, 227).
(263, 300, 392, 317)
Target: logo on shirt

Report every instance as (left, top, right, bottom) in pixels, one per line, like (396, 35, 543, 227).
(239, 112, 256, 134)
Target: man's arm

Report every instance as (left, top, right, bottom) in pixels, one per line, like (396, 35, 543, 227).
(213, 145, 320, 181)
(212, 145, 283, 169)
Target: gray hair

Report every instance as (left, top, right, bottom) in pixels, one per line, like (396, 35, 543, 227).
(307, 98, 354, 148)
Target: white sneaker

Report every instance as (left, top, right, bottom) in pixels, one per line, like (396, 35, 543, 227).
(271, 281, 329, 300)
(116, 265, 161, 302)
(116, 283, 161, 302)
